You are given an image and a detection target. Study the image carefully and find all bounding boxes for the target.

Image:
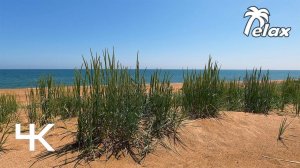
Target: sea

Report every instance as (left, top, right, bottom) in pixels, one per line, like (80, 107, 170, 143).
(0, 69, 300, 89)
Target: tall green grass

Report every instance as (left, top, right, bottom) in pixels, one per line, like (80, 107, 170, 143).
(26, 88, 39, 124)
(37, 75, 57, 125)
(295, 86, 300, 116)
(182, 57, 223, 118)
(75, 52, 148, 161)
(277, 117, 292, 141)
(26, 76, 79, 125)
(243, 69, 275, 114)
(23, 52, 300, 163)
(0, 94, 18, 124)
(144, 71, 183, 140)
(73, 50, 183, 163)
(281, 76, 300, 115)
(52, 85, 78, 119)
(0, 122, 11, 153)
(224, 79, 244, 111)
(0, 94, 17, 152)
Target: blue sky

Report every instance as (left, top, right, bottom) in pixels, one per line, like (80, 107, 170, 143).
(0, 0, 299, 69)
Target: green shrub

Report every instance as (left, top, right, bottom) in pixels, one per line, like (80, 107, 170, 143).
(182, 57, 223, 118)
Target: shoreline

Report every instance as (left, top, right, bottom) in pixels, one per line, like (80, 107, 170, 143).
(0, 83, 184, 104)
(0, 80, 286, 90)
(0, 80, 284, 104)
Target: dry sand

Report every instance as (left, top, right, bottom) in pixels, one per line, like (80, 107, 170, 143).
(1, 86, 300, 168)
(0, 83, 183, 105)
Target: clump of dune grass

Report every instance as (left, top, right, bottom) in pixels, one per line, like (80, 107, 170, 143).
(277, 117, 292, 141)
(52, 85, 78, 119)
(295, 88, 300, 116)
(0, 94, 18, 124)
(26, 76, 56, 126)
(144, 71, 184, 140)
(224, 78, 244, 111)
(292, 80, 300, 116)
(70, 50, 183, 163)
(281, 76, 295, 110)
(75, 52, 148, 162)
(26, 88, 39, 124)
(26, 75, 80, 125)
(0, 94, 17, 153)
(36, 75, 57, 125)
(182, 57, 223, 118)
(243, 69, 275, 114)
(0, 121, 11, 153)
(281, 76, 300, 115)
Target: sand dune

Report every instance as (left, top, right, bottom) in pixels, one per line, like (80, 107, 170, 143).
(0, 85, 300, 168)
(0, 111, 299, 168)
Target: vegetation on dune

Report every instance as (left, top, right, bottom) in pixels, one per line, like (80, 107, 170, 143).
(0, 121, 11, 153)
(277, 117, 292, 141)
(0, 95, 17, 124)
(26, 76, 80, 126)
(0, 94, 18, 153)
(26, 88, 39, 124)
(75, 53, 148, 162)
(223, 78, 244, 111)
(281, 76, 300, 115)
(243, 69, 276, 114)
(145, 71, 184, 140)
(182, 57, 224, 119)
(11, 49, 300, 163)
(72, 50, 183, 163)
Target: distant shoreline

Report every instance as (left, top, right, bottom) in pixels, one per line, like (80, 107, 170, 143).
(0, 69, 299, 89)
(0, 80, 287, 90)
(0, 81, 287, 105)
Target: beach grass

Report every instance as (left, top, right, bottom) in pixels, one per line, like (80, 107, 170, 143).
(223, 78, 244, 111)
(243, 69, 275, 114)
(0, 94, 18, 124)
(182, 57, 223, 118)
(76, 52, 147, 161)
(145, 71, 184, 140)
(70, 50, 184, 163)
(0, 121, 11, 153)
(277, 117, 292, 141)
(18, 51, 300, 164)
(281, 76, 300, 115)
(26, 88, 39, 124)
(26, 76, 80, 125)
(0, 94, 17, 152)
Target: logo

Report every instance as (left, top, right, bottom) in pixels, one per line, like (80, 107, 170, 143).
(243, 6, 291, 37)
(15, 124, 55, 151)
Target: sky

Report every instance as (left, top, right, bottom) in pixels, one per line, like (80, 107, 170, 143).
(0, 0, 299, 70)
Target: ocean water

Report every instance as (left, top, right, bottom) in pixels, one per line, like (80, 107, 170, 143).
(0, 69, 299, 89)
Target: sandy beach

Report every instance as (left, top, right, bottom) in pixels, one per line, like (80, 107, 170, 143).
(0, 110, 299, 167)
(0, 83, 184, 105)
(1, 1, 299, 167)
(0, 85, 300, 168)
